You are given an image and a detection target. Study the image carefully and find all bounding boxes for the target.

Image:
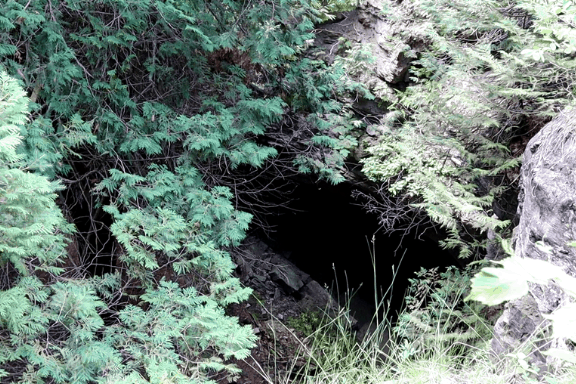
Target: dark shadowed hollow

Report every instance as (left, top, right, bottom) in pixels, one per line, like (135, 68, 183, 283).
(261, 181, 459, 323)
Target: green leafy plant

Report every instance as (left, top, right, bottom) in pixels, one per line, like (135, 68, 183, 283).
(467, 240, 576, 365)
(310, 0, 359, 21)
(394, 265, 492, 360)
(0, 0, 369, 381)
(359, 0, 576, 256)
(0, 70, 71, 276)
(287, 310, 325, 337)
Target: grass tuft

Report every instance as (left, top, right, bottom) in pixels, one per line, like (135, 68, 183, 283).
(251, 258, 576, 384)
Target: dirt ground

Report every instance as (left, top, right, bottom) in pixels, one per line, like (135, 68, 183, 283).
(213, 295, 311, 384)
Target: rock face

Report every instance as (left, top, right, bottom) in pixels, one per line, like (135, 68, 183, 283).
(313, 1, 408, 104)
(514, 109, 576, 279)
(492, 108, 576, 369)
(315, 4, 408, 82)
(233, 236, 338, 320)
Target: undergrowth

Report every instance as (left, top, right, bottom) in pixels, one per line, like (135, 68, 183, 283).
(255, 264, 576, 384)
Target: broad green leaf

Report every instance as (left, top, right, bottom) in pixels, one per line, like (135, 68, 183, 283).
(544, 303, 576, 341)
(468, 255, 576, 308)
(543, 348, 576, 364)
(465, 265, 529, 305)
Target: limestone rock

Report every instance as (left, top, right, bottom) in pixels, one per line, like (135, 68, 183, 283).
(515, 109, 576, 280)
(313, 2, 409, 92)
(233, 236, 338, 318)
(491, 294, 548, 370)
(493, 108, 576, 368)
(269, 254, 308, 293)
(299, 280, 332, 310)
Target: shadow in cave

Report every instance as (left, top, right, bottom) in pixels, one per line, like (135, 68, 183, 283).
(259, 180, 459, 324)
(65, 193, 116, 277)
(62, 157, 117, 278)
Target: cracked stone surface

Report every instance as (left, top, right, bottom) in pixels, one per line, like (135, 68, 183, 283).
(493, 108, 576, 370)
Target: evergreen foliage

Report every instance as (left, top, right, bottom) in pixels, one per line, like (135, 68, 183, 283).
(360, 0, 576, 257)
(6, 0, 576, 380)
(395, 266, 491, 359)
(0, 70, 70, 276)
(467, 240, 576, 365)
(0, 0, 363, 381)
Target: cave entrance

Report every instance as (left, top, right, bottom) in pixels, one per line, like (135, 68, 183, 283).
(61, 156, 117, 278)
(261, 180, 459, 324)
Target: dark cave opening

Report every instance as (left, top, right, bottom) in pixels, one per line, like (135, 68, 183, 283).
(63, 157, 117, 277)
(67, 196, 116, 277)
(258, 180, 460, 323)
